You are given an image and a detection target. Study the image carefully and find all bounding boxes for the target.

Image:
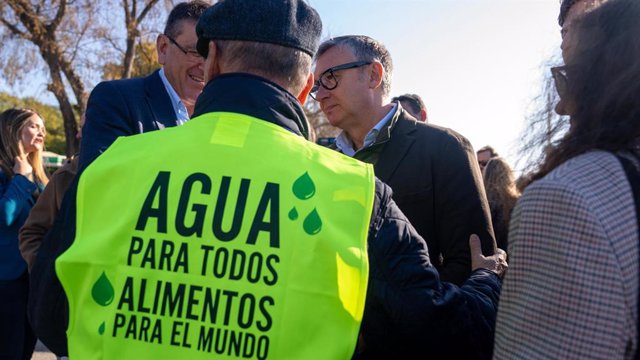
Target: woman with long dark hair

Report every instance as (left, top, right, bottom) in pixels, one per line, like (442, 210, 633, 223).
(494, 0, 640, 358)
(0, 108, 48, 360)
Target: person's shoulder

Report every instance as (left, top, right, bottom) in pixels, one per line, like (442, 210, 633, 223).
(535, 151, 622, 189)
(49, 156, 79, 180)
(522, 151, 625, 210)
(400, 119, 473, 155)
(397, 114, 471, 145)
(92, 71, 156, 94)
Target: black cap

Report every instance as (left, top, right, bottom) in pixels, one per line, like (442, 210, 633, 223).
(196, 0, 322, 58)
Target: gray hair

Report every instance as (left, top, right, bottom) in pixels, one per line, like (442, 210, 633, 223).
(215, 40, 312, 95)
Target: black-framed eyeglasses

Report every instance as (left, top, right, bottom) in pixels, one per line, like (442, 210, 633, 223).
(551, 66, 568, 98)
(310, 61, 371, 100)
(165, 34, 203, 60)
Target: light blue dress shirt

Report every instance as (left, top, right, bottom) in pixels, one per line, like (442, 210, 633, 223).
(335, 103, 397, 157)
(158, 68, 189, 124)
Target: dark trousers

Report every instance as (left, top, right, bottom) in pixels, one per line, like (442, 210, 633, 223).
(0, 271, 37, 360)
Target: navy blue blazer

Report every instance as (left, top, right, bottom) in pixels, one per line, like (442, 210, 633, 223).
(80, 70, 180, 170)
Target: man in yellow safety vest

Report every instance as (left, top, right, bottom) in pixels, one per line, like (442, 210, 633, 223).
(56, 1, 508, 359)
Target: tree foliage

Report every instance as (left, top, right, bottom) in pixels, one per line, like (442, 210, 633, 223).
(103, 40, 160, 81)
(0, 0, 165, 156)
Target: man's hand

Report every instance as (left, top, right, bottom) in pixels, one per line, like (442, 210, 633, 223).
(469, 234, 508, 279)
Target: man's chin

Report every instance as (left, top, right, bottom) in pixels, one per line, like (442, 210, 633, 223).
(327, 117, 343, 129)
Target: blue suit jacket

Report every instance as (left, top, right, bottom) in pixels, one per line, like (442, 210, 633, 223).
(80, 70, 179, 170)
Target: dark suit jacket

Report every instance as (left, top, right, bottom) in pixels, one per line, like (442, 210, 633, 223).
(353, 106, 496, 285)
(80, 70, 180, 170)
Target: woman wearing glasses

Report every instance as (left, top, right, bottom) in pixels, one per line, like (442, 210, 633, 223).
(494, 0, 640, 358)
(0, 108, 48, 360)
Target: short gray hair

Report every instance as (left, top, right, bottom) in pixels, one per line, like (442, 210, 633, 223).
(215, 40, 312, 95)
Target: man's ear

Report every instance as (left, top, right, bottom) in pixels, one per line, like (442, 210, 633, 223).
(420, 109, 428, 122)
(296, 72, 314, 105)
(368, 61, 384, 90)
(157, 34, 168, 65)
(204, 41, 220, 83)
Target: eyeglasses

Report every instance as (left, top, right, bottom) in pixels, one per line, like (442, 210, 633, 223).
(165, 34, 203, 60)
(310, 61, 371, 100)
(551, 66, 568, 98)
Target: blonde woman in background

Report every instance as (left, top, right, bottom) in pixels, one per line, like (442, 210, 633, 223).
(0, 108, 48, 360)
(482, 157, 520, 251)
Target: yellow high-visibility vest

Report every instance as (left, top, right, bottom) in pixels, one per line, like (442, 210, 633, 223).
(56, 112, 375, 360)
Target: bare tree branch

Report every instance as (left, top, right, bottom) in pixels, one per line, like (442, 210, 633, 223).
(50, 0, 67, 31)
(0, 0, 164, 154)
(136, 0, 160, 25)
(123, 0, 131, 28)
(0, 17, 27, 38)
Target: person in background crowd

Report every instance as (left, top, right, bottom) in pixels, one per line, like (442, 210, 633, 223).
(556, 0, 606, 116)
(392, 93, 428, 122)
(0, 108, 48, 360)
(26, 3, 210, 357)
(79, 0, 209, 171)
(312, 35, 496, 285)
(482, 157, 520, 251)
(476, 145, 498, 173)
(19, 115, 84, 271)
(494, 0, 640, 358)
(55, 1, 507, 359)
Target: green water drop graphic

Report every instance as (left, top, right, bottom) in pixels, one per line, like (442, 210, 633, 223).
(288, 207, 299, 220)
(98, 321, 106, 335)
(92, 272, 115, 306)
(292, 172, 316, 200)
(303, 208, 322, 235)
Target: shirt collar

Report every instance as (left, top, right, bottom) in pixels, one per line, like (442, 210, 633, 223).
(335, 103, 397, 156)
(159, 68, 189, 124)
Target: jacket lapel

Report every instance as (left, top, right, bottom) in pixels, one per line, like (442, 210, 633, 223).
(144, 70, 177, 128)
(375, 111, 417, 182)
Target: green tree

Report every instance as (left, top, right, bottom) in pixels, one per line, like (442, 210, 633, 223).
(0, 0, 164, 156)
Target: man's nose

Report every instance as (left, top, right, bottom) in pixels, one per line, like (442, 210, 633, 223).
(315, 84, 330, 100)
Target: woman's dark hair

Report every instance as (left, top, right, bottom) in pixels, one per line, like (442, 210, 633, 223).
(532, 0, 640, 181)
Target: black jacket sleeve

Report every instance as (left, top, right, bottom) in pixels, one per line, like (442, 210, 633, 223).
(356, 179, 501, 360)
(432, 130, 496, 285)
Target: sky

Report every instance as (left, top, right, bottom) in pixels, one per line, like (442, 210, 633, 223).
(1, 0, 562, 171)
(309, 0, 562, 170)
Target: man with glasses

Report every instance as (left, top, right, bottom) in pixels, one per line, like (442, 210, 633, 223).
(51, 1, 507, 359)
(313, 35, 496, 285)
(80, 1, 209, 170)
(26, 3, 208, 357)
(476, 145, 499, 172)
